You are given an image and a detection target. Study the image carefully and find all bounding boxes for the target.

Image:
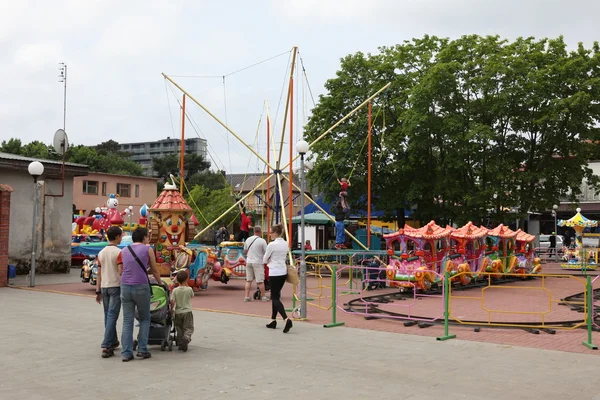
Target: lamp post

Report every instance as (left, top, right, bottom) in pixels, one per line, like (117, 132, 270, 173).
(296, 139, 309, 319)
(28, 161, 44, 287)
(553, 204, 558, 262)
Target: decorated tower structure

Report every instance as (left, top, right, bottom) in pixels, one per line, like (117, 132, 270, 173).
(148, 180, 196, 276)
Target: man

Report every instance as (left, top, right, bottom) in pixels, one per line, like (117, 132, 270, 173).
(96, 226, 123, 358)
(333, 199, 347, 250)
(243, 225, 268, 301)
(549, 232, 557, 257)
(215, 223, 229, 247)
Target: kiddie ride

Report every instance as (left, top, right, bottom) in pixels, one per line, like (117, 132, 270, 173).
(383, 221, 542, 292)
(81, 257, 99, 286)
(558, 208, 599, 271)
(169, 241, 248, 292)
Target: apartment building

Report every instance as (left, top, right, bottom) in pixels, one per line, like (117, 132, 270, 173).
(119, 137, 208, 176)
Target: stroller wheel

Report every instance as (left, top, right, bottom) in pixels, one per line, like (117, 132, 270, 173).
(160, 340, 167, 352)
(168, 338, 173, 351)
(133, 340, 138, 351)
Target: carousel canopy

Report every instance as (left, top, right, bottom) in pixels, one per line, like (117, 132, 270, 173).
(487, 224, 517, 239)
(404, 220, 452, 240)
(515, 229, 535, 243)
(558, 208, 598, 229)
(450, 221, 488, 240)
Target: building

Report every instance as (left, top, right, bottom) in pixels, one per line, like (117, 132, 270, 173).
(118, 137, 208, 176)
(226, 173, 304, 239)
(73, 172, 158, 216)
(0, 152, 89, 281)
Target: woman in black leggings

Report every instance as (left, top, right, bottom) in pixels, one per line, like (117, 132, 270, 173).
(262, 224, 293, 333)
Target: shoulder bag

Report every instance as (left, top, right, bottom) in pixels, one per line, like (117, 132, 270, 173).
(126, 245, 152, 291)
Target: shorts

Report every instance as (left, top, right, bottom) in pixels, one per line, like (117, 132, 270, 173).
(246, 263, 265, 283)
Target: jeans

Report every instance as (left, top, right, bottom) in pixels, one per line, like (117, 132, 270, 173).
(101, 287, 121, 349)
(120, 284, 151, 357)
(335, 221, 345, 244)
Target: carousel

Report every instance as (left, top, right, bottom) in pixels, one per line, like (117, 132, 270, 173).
(558, 207, 598, 270)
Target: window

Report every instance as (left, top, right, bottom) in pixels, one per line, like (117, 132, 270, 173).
(116, 183, 131, 197)
(82, 180, 98, 195)
(135, 184, 140, 197)
(101, 182, 107, 196)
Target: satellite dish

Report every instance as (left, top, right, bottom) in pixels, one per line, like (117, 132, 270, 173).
(53, 129, 69, 156)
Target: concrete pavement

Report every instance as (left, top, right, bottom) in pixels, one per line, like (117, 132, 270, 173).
(0, 287, 598, 400)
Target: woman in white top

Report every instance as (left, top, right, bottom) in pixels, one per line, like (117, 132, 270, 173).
(263, 224, 293, 333)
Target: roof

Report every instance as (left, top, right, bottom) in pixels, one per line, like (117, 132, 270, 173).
(0, 151, 89, 178)
(0, 152, 87, 167)
(83, 171, 158, 181)
(515, 229, 535, 242)
(149, 187, 192, 211)
(558, 209, 598, 228)
(226, 173, 302, 193)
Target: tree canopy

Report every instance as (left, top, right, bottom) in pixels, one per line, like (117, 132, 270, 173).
(152, 153, 210, 180)
(304, 35, 600, 226)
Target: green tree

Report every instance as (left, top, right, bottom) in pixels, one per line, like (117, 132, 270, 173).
(152, 153, 210, 180)
(305, 35, 600, 226)
(187, 170, 228, 191)
(186, 185, 237, 227)
(0, 138, 23, 154)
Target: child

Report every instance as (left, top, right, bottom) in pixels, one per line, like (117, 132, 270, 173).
(337, 177, 351, 211)
(171, 270, 194, 352)
(305, 240, 312, 251)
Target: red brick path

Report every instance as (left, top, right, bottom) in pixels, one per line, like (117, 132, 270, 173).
(21, 264, 600, 355)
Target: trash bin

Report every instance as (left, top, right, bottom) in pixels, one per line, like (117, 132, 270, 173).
(7, 264, 16, 286)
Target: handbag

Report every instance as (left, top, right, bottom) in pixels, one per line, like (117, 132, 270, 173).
(126, 245, 152, 291)
(286, 264, 300, 286)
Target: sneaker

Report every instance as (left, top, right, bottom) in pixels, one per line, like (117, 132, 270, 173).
(101, 348, 114, 359)
(136, 352, 151, 359)
(261, 296, 269, 302)
(244, 297, 251, 302)
(180, 337, 189, 352)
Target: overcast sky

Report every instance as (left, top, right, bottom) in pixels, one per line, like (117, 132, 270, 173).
(1, 0, 598, 173)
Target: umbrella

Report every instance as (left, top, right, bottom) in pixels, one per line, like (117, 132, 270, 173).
(291, 212, 337, 225)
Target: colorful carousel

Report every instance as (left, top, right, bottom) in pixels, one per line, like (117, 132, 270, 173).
(558, 207, 598, 270)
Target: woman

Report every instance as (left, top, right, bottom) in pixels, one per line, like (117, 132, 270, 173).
(263, 224, 293, 333)
(118, 227, 163, 362)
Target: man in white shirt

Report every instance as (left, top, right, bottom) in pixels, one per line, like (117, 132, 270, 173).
(96, 226, 123, 358)
(243, 225, 268, 302)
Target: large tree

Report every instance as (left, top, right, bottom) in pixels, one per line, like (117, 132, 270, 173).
(152, 153, 210, 180)
(305, 35, 600, 226)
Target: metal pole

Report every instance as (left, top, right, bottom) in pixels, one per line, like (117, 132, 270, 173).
(30, 178, 38, 287)
(63, 64, 67, 131)
(554, 212, 558, 262)
(300, 154, 307, 319)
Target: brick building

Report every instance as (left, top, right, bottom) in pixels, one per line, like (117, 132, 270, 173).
(73, 172, 158, 216)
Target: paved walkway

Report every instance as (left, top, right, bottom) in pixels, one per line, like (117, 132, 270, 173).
(0, 287, 599, 400)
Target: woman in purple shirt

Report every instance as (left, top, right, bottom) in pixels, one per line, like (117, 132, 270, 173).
(118, 227, 163, 362)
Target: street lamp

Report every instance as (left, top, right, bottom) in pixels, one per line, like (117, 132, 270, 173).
(28, 161, 44, 287)
(296, 139, 309, 319)
(553, 204, 558, 262)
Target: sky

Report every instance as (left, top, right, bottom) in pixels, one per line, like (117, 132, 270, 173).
(1, 0, 599, 174)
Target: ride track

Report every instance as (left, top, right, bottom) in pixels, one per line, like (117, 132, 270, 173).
(342, 275, 600, 334)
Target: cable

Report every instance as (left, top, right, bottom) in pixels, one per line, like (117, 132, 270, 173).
(298, 51, 316, 107)
(223, 76, 232, 174)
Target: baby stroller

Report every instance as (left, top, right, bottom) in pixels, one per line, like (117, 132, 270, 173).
(133, 283, 176, 352)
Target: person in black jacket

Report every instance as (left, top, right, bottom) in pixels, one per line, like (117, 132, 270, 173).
(332, 199, 346, 250)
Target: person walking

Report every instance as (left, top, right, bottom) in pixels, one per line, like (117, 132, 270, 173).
(243, 225, 268, 302)
(96, 226, 123, 358)
(118, 227, 164, 362)
(263, 224, 293, 333)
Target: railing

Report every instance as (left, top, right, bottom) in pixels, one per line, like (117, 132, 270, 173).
(293, 254, 599, 350)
